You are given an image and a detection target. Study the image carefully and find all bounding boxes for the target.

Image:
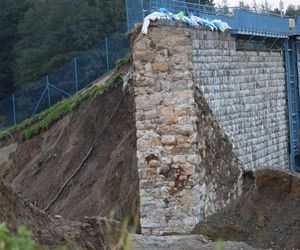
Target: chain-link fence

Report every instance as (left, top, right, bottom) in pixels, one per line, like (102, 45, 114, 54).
(0, 24, 132, 129)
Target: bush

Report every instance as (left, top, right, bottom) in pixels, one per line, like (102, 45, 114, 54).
(0, 223, 41, 250)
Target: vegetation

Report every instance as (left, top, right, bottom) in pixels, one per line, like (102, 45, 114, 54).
(0, 223, 42, 250)
(0, 0, 125, 98)
(0, 71, 125, 142)
(0, 0, 31, 98)
(285, 5, 300, 16)
(115, 52, 132, 68)
(0, 215, 138, 250)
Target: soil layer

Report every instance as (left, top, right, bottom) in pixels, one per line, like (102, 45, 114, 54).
(0, 83, 139, 225)
(193, 168, 300, 250)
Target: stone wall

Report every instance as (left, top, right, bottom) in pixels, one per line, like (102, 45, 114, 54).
(132, 23, 243, 235)
(192, 30, 289, 170)
(132, 21, 290, 234)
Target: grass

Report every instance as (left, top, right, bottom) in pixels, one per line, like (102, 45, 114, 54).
(0, 71, 126, 142)
(115, 52, 132, 68)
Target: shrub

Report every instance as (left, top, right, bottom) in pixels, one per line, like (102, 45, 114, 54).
(0, 223, 41, 250)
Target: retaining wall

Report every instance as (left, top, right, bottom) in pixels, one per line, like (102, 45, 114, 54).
(132, 22, 289, 234)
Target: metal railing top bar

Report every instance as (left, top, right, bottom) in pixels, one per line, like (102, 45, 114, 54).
(150, 0, 290, 18)
(149, 0, 298, 36)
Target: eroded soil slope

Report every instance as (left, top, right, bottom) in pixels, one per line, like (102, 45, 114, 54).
(0, 82, 139, 224)
(193, 168, 300, 250)
(0, 178, 123, 249)
(0, 176, 258, 250)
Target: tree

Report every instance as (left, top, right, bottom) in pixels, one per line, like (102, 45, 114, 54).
(285, 4, 300, 16)
(270, 8, 281, 15)
(0, 0, 31, 98)
(260, 0, 271, 12)
(185, 0, 215, 7)
(14, 0, 125, 88)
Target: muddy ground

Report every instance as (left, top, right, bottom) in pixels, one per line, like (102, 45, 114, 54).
(193, 168, 300, 250)
(0, 178, 124, 249)
(0, 80, 139, 226)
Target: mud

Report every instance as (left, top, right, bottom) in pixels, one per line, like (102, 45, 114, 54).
(0, 81, 139, 226)
(193, 168, 300, 250)
(0, 178, 124, 249)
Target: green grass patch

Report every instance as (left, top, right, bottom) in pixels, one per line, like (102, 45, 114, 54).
(0, 71, 126, 142)
(115, 52, 132, 68)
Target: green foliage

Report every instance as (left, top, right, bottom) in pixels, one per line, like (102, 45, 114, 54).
(0, 0, 125, 95)
(14, 0, 125, 88)
(216, 239, 224, 250)
(285, 5, 300, 16)
(0, 223, 42, 250)
(116, 53, 132, 68)
(0, 0, 31, 98)
(270, 8, 281, 15)
(0, 71, 125, 141)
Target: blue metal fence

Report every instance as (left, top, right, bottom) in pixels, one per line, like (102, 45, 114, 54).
(148, 0, 299, 37)
(126, 0, 144, 31)
(0, 25, 131, 129)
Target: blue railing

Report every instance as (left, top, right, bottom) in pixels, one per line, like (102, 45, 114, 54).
(0, 26, 130, 129)
(148, 0, 299, 37)
(296, 17, 300, 34)
(233, 9, 290, 37)
(126, 0, 144, 31)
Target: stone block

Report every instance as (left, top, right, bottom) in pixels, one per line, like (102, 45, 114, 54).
(149, 135, 161, 146)
(137, 138, 148, 151)
(181, 164, 196, 175)
(161, 135, 176, 145)
(172, 155, 187, 164)
(174, 105, 193, 116)
(171, 124, 194, 136)
(152, 62, 169, 72)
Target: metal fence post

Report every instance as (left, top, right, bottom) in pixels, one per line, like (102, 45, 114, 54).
(46, 75, 51, 108)
(105, 37, 110, 72)
(74, 57, 79, 92)
(12, 93, 17, 126)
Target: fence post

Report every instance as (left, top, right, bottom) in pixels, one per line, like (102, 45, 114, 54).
(105, 37, 110, 72)
(46, 75, 51, 108)
(74, 57, 79, 92)
(12, 93, 17, 126)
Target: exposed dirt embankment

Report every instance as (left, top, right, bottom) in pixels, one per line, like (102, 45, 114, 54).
(0, 81, 139, 225)
(0, 178, 123, 249)
(193, 168, 300, 250)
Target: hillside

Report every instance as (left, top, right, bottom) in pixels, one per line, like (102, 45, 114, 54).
(0, 65, 139, 226)
(0, 62, 257, 249)
(1, 21, 300, 250)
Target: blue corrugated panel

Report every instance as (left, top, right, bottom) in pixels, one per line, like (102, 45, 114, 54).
(234, 9, 290, 36)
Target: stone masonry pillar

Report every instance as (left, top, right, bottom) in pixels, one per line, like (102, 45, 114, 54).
(132, 26, 202, 235)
